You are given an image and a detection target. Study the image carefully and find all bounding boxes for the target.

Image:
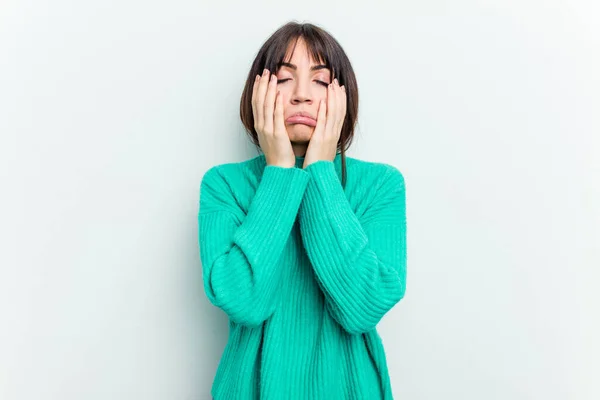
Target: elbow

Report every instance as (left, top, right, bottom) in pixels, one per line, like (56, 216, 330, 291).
(228, 307, 275, 328)
(340, 321, 377, 336)
(328, 287, 407, 336)
(335, 312, 383, 335)
(218, 295, 277, 329)
(325, 300, 380, 335)
(203, 261, 280, 329)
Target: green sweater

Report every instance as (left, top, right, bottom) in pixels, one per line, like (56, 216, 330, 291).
(198, 152, 407, 400)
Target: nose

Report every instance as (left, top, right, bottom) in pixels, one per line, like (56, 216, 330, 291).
(290, 79, 313, 105)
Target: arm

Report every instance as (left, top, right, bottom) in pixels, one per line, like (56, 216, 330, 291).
(298, 161, 407, 335)
(198, 164, 310, 327)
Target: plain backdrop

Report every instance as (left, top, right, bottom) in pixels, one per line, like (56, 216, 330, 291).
(1, 1, 598, 399)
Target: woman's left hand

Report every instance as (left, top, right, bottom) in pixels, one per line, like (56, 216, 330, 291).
(303, 78, 347, 169)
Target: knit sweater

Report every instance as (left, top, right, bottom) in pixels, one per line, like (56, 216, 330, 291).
(197, 152, 407, 400)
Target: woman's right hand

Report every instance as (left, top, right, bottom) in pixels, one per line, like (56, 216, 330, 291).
(252, 69, 296, 168)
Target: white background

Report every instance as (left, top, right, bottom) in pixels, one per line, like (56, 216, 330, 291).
(1, 1, 598, 399)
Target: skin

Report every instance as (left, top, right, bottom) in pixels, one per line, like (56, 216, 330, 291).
(274, 38, 348, 169)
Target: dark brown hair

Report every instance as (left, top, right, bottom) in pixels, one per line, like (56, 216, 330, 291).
(239, 21, 359, 188)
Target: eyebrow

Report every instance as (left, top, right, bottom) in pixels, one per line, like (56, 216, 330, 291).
(277, 62, 330, 72)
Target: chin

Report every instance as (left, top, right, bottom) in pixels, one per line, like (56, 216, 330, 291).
(287, 123, 314, 141)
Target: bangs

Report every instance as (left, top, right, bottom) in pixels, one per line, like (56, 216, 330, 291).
(281, 36, 328, 69)
(264, 32, 337, 80)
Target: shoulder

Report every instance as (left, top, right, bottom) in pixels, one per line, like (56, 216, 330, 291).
(201, 154, 263, 187)
(199, 155, 265, 212)
(345, 156, 405, 192)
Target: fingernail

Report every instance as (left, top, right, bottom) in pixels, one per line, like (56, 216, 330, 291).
(334, 78, 338, 85)
(263, 69, 268, 76)
(271, 75, 276, 82)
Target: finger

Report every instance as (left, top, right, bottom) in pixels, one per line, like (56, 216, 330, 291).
(255, 69, 270, 131)
(325, 81, 337, 137)
(314, 98, 327, 139)
(332, 80, 342, 133)
(263, 73, 277, 134)
(273, 89, 285, 137)
(251, 74, 261, 125)
(335, 82, 346, 133)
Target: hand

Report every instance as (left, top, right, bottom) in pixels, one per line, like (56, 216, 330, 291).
(302, 78, 347, 169)
(252, 69, 296, 168)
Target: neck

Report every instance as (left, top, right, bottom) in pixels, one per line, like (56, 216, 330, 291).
(292, 143, 308, 157)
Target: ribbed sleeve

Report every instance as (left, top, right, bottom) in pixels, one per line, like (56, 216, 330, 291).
(198, 164, 310, 327)
(298, 160, 407, 335)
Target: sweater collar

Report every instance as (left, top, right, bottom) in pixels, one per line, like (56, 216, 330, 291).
(258, 152, 344, 180)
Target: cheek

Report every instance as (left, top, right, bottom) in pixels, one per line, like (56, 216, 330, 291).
(316, 93, 328, 110)
(277, 91, 289, 109)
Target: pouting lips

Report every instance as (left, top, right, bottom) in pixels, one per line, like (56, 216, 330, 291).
(285, 115, 317, 127)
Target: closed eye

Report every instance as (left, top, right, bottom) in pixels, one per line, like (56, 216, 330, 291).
(277, 78, 329, 87)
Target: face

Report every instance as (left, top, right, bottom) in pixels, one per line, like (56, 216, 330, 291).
(275, 38, 331, 143)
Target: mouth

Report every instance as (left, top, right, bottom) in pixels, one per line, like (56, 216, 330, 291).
(285, 115, 317, 127)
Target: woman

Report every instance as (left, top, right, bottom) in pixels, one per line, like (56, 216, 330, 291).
(198, 21, 407, 400)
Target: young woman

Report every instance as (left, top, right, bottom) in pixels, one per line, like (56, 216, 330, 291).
(198, 21, 407, 400)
